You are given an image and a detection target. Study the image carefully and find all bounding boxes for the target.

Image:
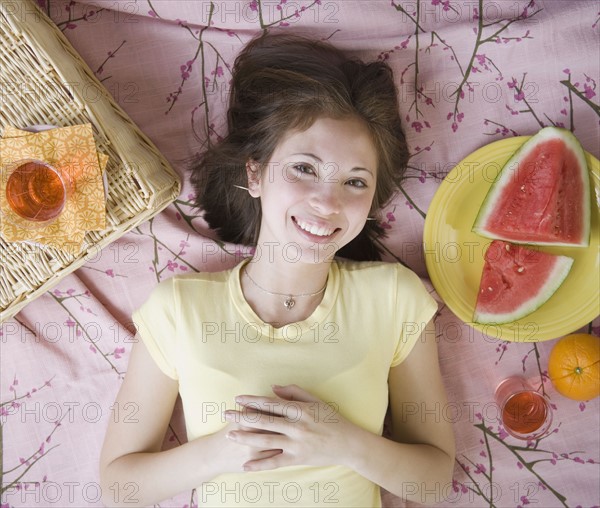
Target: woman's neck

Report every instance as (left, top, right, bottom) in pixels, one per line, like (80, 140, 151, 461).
(240, 254, 333, 327)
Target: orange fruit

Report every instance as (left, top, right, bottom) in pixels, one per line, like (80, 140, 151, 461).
(548, 333, 600, 401)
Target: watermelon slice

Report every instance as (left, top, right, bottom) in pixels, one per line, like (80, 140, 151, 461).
(473, 241, 573, 324)
(473, 127, 590, 246)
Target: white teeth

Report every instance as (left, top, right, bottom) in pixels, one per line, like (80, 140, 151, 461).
(295, 218, 335, 237)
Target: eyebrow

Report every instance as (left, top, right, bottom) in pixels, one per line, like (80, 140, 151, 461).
(292, 153, 375, 177)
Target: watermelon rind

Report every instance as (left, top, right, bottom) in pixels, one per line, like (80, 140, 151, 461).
(472, 127, 591, 247)
(473, 253, 574, 325)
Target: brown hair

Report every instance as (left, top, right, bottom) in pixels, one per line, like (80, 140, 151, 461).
(190, 33, 409, 261)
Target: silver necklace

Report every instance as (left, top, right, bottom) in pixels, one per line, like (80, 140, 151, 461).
(243, 267, 327, 310)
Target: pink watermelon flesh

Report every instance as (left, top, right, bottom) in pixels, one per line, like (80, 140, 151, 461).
(474, 241, 573, 324)
(479, 138, 587, 245)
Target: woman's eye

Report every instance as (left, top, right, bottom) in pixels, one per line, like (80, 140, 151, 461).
(293, 164, 316, 175)
(346, 178, 367, 188)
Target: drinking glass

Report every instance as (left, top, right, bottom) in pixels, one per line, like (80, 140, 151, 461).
(494, 376, 553, 440)
(4, 159, 70, 223)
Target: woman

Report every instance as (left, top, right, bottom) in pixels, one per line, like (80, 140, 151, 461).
(100, 33, 455, 507)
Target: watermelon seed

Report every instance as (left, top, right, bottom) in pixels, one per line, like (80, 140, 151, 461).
(517, 267, 525, 273)
(520, 185, 526, 192)
(487, 287, 493, 291)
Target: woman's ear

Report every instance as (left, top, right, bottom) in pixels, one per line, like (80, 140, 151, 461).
(246, 160, 261, 198)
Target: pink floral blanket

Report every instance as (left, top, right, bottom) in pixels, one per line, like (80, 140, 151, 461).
(1, 1, 599, 507)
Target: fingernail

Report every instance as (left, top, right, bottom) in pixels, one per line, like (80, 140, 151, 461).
(271, 384, 282, 389)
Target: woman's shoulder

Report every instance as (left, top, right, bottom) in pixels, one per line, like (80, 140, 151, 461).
(334, 258, 430, 294)
(334, 258, 419, 279)
(145, 264, 238, 298)
(171, 267, 233, 285)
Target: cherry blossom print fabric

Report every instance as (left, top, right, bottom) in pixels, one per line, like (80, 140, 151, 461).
(1, 1, 599, 507)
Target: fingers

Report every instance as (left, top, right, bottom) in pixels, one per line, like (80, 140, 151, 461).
(243, 453, 288, 472)
(224, 408, 288, 433)
(258, 449, 283, 460)
(227, 402, 305, 427)
(227, 428, 286, 450)
(233, 395, 292, 417)
(271, 384, 320, 403)
(252, 449, 283, 464)
(233, 388, 319, 421)
(232, 421, 280, 435)
(235, 384, 320, 409)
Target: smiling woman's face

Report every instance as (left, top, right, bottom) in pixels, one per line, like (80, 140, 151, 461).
(247, 116, 378, 263)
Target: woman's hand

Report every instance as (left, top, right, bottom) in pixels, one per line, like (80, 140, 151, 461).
(211, 421, 283, 474)
(223, 384, 362, 471)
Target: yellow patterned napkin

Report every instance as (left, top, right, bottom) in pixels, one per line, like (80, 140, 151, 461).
(0, 124, 108, 254)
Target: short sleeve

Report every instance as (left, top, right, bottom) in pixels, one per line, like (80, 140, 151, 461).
(391, 267, 438, 367)
(131, 278, 179, 380)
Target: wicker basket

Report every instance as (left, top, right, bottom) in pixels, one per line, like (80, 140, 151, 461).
(0, 0, 181, 322)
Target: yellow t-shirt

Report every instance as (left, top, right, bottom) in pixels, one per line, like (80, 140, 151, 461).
(132, 259, 437, 507)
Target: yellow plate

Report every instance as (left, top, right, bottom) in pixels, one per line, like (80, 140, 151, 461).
(424, 136, 600, 342)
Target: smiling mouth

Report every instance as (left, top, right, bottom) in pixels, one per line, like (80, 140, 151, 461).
(292, 216, 340, 238)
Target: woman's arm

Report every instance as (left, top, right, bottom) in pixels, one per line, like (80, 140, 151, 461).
(230, 321, 455, 503)
(99, 336, 281, 507)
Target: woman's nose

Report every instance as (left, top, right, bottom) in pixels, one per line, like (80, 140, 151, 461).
(308, 183, 341, 216)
